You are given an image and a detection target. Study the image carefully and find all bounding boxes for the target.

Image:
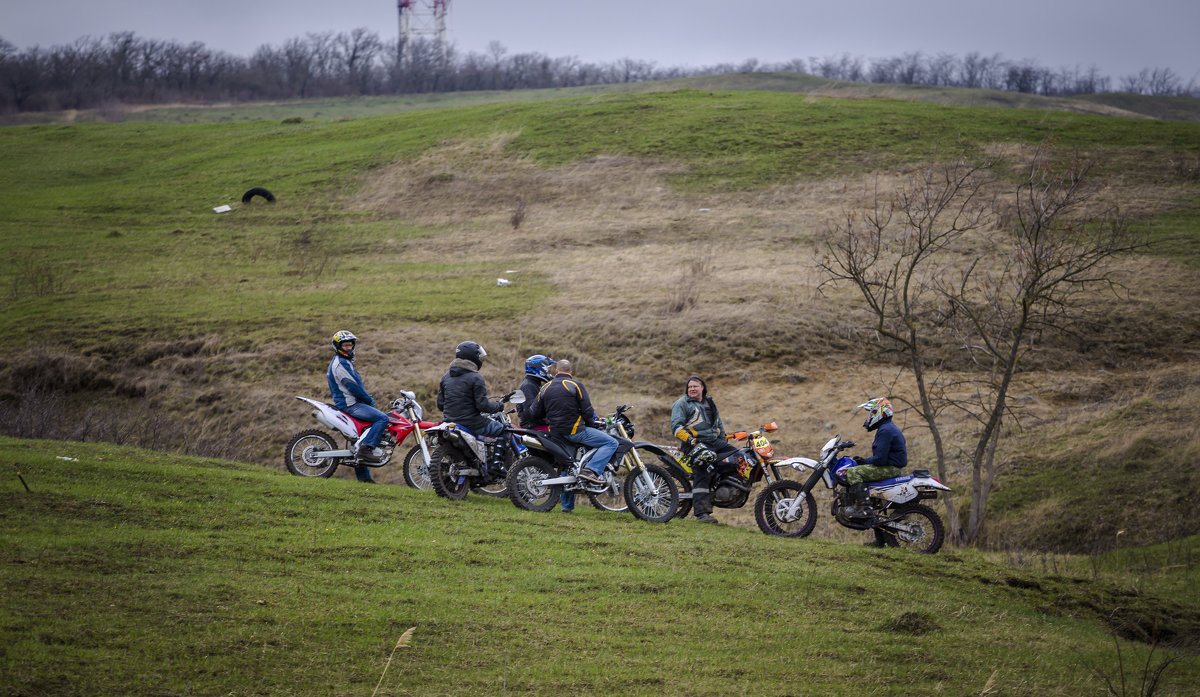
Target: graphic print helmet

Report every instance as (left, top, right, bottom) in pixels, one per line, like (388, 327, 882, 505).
(857, 397, 893, 431)
(524, 354, 556, 382)
(332, 330, 358, 360)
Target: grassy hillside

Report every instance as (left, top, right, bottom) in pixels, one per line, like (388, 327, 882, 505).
(3, 437, 1198, 696)
(8, 72, 1200, 125)
(1, 86, 1199, 555)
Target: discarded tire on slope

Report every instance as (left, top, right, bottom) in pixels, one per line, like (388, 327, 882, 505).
(241, 187, 276, 203)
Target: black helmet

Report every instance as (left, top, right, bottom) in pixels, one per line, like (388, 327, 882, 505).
(456, 340, 487, 368)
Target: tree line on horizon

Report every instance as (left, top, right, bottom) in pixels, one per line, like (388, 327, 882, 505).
(1, 29, 1195, 114)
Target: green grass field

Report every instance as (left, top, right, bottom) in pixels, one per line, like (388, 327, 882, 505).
(3, 437, 1197, 696)
(2, 81, 1200, 696)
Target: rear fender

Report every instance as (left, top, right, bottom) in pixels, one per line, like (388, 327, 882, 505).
(296, 396, 358, 439)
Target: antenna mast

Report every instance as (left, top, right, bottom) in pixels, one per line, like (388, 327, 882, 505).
(397, 0, 451, 64)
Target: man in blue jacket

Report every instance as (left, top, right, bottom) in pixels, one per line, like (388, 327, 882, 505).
(842, 398, 907, 544)
(327, 330, 387, 483)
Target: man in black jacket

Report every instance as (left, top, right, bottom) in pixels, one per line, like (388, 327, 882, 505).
(436, 341, 512, 437)
(528, 359, 616, 483)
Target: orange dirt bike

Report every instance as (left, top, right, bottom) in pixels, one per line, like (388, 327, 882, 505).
(663, 422, 798, 522)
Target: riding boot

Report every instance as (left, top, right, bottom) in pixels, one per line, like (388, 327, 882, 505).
(844, 482, 871, 519)
(692, 464, 717, 523)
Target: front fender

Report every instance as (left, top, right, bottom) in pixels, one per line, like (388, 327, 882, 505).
(632, 441, 689, 478)
(776, 456, 820, 472)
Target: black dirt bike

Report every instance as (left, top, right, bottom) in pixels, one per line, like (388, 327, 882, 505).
(421, 398, 523, 500)
(505, 404, 680, 523)
(663, 422, 798, 523)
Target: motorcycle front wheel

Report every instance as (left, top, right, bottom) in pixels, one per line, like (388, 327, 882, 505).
(882, 503, 945, 554)
(506, 457, 560, 512)
(428, 444, 471, 500)
(283, 429, 341, 478)
(754, 480, 817, 537)
(402, 445, 432, 490)
(623, 464, 678, 523)
(589, 460, 629, 512)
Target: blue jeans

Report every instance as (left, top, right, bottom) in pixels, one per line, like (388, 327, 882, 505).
(344, 402, 389, 482)
(471, 418, 506, 438)
(564, 427, 618, 476)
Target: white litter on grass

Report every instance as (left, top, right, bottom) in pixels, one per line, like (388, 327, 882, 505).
(56, 456, 78, 462)
(213, 205, 232, 213)
(496, 278, 511, 287)
(699, 208, 711, 212)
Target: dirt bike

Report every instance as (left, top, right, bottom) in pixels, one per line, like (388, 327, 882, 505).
(754, 434, 952, 554)
(505, 403, 680, 523)
(663, 422, 798, 521)
(284, 391, 439, 479)
(422, 399, 525, 500)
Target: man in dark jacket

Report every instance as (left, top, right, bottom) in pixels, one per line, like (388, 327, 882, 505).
(528, 359, 616, 483)
(670, 375, 740, 524)
(516, 354, 555, 429)
(436, 341, 511, 437)
(843, 397, 907, 546)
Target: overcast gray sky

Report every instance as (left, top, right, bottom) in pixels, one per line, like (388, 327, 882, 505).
(3, 0, 1197, 83)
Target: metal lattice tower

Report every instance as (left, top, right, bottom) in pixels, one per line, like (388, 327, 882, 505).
(397, 0, 451, 63)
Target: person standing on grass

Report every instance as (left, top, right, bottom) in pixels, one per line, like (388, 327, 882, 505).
(326, 330, 385, 483)
(670, 375, 739, 524)
(528, 359, 618, 492)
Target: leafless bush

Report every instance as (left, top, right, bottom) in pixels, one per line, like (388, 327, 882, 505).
(666, 246, 715, 313)
(510, 199, 527, 229)
(1083, 613, 1186, 697)
(1169, 155, 1200, 182)
(8, 256, 64, 299)
(286, 229, 339, 281)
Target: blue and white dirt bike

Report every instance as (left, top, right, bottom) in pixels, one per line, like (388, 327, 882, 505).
(753, 435, 952, 554)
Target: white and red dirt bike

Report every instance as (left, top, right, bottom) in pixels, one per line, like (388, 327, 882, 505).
(284, 391, 440, 483)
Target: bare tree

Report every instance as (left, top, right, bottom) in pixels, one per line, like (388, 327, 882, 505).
(817, 145, 1138, 544)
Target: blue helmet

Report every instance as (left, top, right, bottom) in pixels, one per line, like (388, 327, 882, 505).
(525, 354, 556, 382)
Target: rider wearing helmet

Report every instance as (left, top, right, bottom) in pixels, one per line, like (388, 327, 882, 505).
(670, 375, 740, 524)
(528, 358, 618, 487)
(326, 330, 387, 482)
(436, 341, 511, 437)
(516, 354, 556, 429)
(842, 398, 907, 543)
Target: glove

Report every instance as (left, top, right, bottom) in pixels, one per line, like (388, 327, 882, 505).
(364, 396, 375, 407)
(853, 456, 865, 465)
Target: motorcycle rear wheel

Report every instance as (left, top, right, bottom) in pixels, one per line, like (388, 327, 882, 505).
(882, 503, 945, 554)
(754, 480, 817, 537)
(471, 447, 514, 497)
(623, 464, 678, 523)
(283, 429, 341, 478)
(506, 457, 560, 512)
(402, 445, 432, 490)
(428, 444, 471, 500)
